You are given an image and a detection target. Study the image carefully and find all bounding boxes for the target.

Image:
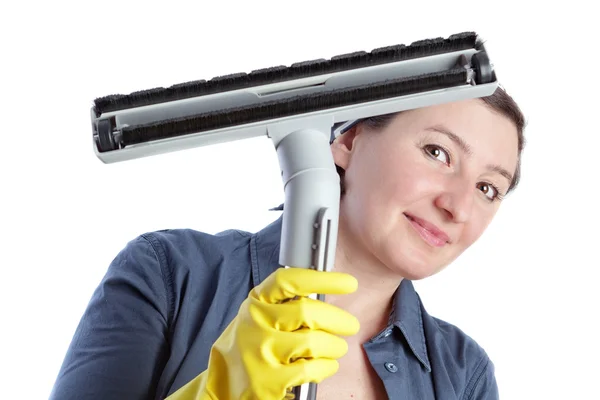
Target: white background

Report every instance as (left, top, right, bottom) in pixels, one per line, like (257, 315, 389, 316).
(1, 1, 598, 398)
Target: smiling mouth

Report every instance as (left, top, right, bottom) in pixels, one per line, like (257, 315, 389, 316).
(403, 213, 450, 248)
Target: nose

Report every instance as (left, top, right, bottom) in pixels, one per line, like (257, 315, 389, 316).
(434, 178, 474, 223)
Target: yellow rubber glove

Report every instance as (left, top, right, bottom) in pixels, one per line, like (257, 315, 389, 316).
(165, 267, 360, 400)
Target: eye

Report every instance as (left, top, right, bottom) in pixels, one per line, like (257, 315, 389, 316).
(477, 182, 503, 202)
(424, 145, 450, 165)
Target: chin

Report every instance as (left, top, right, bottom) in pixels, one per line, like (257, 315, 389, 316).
(381, 243, 450, 281)
(391, 260, 441, 281)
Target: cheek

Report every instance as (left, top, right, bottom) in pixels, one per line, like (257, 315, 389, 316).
(459, 211, 495, 248)
(386, 160, 445, 204)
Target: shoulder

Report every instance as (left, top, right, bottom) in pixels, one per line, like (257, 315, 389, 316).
(423, 311, 498, 399)
(429, 315, 485, 355)
(138, 227, 253, 261)
(109, 226, 255, 293)
(110, 225, 258, 318)
(140, 226, 255, 278)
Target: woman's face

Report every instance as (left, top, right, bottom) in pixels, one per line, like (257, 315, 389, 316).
(332, 98, 519, 280)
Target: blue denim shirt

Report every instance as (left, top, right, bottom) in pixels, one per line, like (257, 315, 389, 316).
(49, 214, 498, 400)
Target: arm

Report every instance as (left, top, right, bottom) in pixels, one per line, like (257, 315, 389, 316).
(465, 355, 499, 400)
(49, 235, 172, 400)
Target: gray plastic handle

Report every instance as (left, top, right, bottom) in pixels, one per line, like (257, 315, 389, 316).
(275, 128, 340, 271)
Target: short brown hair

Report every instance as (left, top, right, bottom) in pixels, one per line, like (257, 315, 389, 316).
(335, 86, 526, 196)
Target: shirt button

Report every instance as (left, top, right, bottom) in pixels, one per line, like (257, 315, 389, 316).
(384, 362, 398, 373)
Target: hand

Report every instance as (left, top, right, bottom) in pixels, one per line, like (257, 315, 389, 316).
(166, 267, 360, 400)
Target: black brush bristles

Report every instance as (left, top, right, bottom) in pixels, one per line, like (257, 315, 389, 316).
(94, 32, 477, 115)
(119, 68, 468, 147)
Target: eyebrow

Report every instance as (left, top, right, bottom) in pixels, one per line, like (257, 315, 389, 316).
(425, 125, 514, 184)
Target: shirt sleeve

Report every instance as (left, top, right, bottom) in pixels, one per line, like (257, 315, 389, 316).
(49, 234, 172, 400)
(465, 355, 499, 400)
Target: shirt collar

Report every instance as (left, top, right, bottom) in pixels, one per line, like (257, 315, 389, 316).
(389, 279, 432, 371)
(251, 211, 431, 372)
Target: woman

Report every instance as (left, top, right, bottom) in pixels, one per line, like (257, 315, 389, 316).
(49, 87, 525, 400)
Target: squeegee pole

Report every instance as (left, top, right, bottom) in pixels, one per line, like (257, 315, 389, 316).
(269, 123, 341, 400)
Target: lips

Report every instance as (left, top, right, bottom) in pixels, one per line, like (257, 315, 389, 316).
(404, 213, 451, 246)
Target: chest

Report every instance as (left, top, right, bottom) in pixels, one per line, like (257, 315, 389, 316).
(315, 346, 389, 400)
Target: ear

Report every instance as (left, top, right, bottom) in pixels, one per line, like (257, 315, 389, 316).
(330, 124, 361, 170)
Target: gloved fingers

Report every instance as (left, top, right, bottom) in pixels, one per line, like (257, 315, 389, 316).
(251, 296, 360, 336)
(254, 268, 358, 304)
(273, 328, 350, 363)
(282, 357, 340, 387)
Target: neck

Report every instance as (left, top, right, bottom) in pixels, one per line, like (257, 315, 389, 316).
(325, 217, 403, 341)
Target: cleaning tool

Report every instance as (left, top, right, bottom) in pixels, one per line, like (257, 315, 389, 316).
(90, 31, 498, 400)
